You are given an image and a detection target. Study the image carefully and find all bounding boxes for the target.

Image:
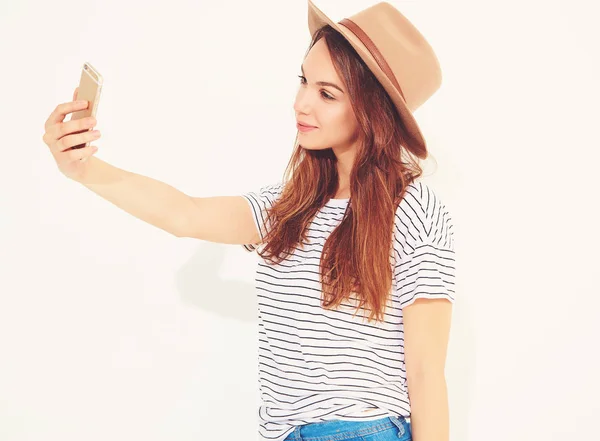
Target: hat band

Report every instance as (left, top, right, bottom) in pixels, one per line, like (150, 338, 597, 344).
(338, 18, 406, 102)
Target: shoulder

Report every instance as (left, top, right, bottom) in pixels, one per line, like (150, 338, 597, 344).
(256, 181, 285, 196)
(393, 180, 455, 256)
(243, 182, 285, 206)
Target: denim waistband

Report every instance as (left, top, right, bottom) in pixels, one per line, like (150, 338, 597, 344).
(284, 415, 410, 441)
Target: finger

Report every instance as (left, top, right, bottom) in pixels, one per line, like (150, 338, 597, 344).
(73, 87, 78, 101)
(54, 128, 101, 153)
(44, 99, 88, 131)
(47, 114, 96, 145)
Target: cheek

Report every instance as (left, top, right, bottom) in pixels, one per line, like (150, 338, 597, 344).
(325, 107, 358, 139)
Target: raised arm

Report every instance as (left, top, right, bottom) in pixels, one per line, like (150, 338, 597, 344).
(42, 93, 260, 244)
(73, 157, 259, 244)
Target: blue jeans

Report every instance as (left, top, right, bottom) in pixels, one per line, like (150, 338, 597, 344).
(283, 415, 412, 440)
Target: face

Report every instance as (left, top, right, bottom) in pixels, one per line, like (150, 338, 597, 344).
(293, 38, 360, 156)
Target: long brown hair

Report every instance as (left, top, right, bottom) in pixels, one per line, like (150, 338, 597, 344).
(258, 25, 425, 323)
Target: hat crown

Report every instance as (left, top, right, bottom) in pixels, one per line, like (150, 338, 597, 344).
(342, 2, 442, 111)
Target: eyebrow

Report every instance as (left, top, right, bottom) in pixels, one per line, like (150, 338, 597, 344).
(300, 64, 345, 94)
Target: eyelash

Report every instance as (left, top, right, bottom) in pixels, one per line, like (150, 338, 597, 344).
(298, 75, 334, 100)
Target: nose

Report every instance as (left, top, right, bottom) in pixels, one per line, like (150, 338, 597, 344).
(293, 87, 312, 116)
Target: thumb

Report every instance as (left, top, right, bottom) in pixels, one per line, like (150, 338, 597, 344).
(73, 87, 78, 101)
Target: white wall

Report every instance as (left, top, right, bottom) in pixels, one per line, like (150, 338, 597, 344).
(1, 0, 598, 440)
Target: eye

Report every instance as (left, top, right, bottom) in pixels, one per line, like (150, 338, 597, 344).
(298, 75, 335, 100)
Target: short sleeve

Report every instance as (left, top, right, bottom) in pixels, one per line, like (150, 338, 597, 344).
(240, 182, 284, 252)
(393, 182, 456, 308)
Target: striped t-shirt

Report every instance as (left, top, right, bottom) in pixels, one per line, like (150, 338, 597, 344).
(241, 180, 456, 441)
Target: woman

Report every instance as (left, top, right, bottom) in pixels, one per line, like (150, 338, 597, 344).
(42, 1, 455, 441)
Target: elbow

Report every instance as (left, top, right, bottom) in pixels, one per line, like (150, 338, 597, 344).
(171, 215, 191, 238)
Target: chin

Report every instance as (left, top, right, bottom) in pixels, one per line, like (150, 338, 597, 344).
(298, 142, 331, 151)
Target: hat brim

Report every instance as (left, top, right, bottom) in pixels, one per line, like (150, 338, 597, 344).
(307, 0, 427, 159)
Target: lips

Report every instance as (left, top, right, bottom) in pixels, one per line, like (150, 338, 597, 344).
(297, 122, 317, 132)
(297, 121, 317, 128)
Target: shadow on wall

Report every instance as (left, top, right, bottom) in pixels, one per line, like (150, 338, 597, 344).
(175, 240, 258, 322)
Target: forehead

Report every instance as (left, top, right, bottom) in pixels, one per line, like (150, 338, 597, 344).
(303, 38, 338, 78)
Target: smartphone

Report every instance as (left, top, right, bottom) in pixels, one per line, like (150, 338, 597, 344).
(70, 62, 103, 149)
